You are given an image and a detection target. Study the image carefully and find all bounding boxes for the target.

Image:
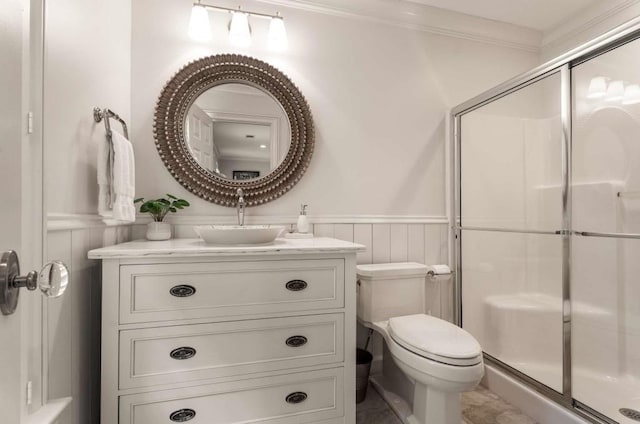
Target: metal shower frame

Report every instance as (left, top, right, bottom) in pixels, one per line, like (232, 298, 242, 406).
(450, 16, 640, 424)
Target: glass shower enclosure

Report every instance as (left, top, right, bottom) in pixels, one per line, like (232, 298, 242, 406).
(452, 20, 640, 424)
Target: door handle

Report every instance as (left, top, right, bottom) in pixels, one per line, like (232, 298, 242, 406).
(0, 250, 69, 315)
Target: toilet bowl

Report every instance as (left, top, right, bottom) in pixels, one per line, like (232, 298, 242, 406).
(357, 263, 484, 424)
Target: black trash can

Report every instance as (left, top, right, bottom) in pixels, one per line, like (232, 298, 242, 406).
(356, 348, 373, 403)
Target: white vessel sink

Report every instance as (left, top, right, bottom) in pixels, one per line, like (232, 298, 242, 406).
(194, 225, 285, 245)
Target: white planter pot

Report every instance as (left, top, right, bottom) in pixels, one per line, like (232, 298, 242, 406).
(146, 222, 171, 241)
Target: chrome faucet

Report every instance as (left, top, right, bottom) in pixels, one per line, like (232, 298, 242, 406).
(236, 188, 246, 226)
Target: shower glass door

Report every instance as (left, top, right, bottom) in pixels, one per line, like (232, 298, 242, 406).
(458, 71, 565, 393)
(571, 37, 640, 423)
(455, 21, 640, 424)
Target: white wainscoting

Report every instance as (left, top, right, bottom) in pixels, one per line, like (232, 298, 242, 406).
(46, 225, 132, 424)
(46, 214, 453, 424)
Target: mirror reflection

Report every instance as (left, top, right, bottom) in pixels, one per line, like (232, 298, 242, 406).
(185, 83, 291, 180)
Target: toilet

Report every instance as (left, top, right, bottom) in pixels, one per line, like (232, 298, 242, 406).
(356, 262, 484, 424)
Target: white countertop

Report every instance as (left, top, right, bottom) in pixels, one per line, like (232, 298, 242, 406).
(88, 237, 365, 259)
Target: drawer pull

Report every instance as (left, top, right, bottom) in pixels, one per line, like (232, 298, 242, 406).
(170, 284, 196, 297)
(286, 391, 308, 404)
(285, 280, 307, 291)
(170, 346, 197, 360)
(169, 408, 196, 422)
(285, 335, 308, 347)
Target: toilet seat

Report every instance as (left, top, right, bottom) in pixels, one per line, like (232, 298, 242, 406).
(388, 314, 482, 366)
(372, 318, 484, 387)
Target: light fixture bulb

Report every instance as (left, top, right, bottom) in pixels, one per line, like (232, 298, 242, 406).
(586, 76, 607, 99)
(623, 84, 640, 105)
(605, 80, 625, 102)
(269, 16, 288, 51)
(229, 11, 251, 47)
(259, 144, 267, 149)
(188, 5, 212, 42)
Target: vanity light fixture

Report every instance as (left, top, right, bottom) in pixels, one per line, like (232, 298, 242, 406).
(586, 76, 608, 99)
(188, 3, 212, 42)
(188, 2, 288, 51)
(229, 10, 251, 47)
(269, 13, 287, 51)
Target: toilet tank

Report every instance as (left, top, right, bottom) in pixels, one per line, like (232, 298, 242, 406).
(357, 262, 429, 323)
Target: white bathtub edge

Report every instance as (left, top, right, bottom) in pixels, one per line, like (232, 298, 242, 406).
(482, 363, 589, 424)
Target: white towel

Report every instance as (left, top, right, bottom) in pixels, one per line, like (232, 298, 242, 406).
(111, 130, 136, 222)
(98, 129, 136, 223)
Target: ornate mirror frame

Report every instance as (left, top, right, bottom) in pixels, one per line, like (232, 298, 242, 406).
(154, 54, 314, 207)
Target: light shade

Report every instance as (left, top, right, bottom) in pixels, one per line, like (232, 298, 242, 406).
(269, 17, 288, 51)
(229, 11, 251, 47)
(188, 5, 211, 42)
(605, 80, 625, 102)
(623, 84, 640, 105)
(586, 76, 607, 99)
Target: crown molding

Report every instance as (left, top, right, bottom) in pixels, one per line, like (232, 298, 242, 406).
(542, 0, 640, 55)
(219, 0, 542, 52)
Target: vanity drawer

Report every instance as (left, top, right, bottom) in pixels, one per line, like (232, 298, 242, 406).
(119, 313, 344, 389)
(119, 367, 344, 424)
(119, 259, 344, 323)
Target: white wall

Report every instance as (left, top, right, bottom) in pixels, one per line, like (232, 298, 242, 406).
(44, 0, 131, 216)
(131, 0, 539, 219)
(43, 1, 132, 423)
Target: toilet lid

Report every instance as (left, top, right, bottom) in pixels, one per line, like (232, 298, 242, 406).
(388, 314, 482, 366)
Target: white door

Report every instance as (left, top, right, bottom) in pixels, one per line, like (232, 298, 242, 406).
(186, 104, 216, 172)
(1, 1, 68, 422)
(0, 1, 30, 422)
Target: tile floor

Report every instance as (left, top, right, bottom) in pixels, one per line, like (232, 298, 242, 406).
(356, 384, 537, 424)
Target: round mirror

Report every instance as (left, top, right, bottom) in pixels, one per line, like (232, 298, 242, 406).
(39, 261, 69, 298)
(154, 54, 314, 207)
(184, 83, 291, 181)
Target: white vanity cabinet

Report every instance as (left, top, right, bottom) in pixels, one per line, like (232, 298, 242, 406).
(89, 238, 363, 424)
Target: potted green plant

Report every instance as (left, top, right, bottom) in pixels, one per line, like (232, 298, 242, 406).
(134, 194, 190, 240)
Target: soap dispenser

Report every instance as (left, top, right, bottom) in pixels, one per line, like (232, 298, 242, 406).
(297, 204, 309, 233)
